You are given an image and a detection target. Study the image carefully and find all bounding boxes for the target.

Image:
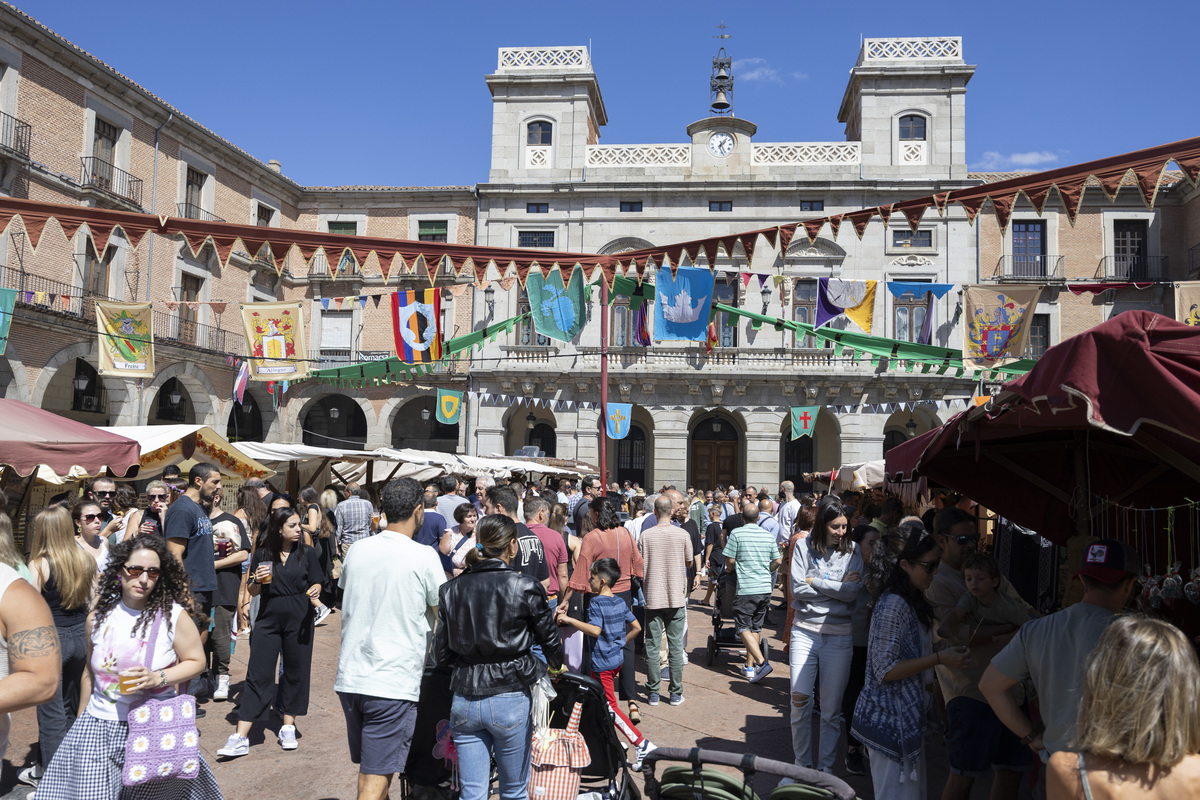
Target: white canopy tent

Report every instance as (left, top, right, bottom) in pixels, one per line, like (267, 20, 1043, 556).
(98, 425, 273, 480)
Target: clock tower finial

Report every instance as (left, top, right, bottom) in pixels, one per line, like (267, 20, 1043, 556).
(710, 25, 733, 116)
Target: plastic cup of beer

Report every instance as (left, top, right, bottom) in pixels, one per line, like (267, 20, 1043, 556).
(259, 564, 273, 585)
(371, 513, 381, 530)
(118, 668, 140, 695)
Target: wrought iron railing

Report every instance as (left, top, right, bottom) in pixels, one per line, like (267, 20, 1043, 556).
(0, 110, 31, 158)
(176, 202, 225, 222)
(989, 255, 1065, 281)
(1188, 244, 1200, 278)
(153, 310, 239, 354)
(80, 156, 143, 207)
(1096, 255, 1167, 282)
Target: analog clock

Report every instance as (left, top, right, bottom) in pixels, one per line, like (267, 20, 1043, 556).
(707, 131, 735, 158)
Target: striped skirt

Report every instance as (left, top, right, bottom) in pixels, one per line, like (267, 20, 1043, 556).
(32, 711, 222, 800)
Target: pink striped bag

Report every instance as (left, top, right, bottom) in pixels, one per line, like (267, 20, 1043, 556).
(527, 701, 591, 800)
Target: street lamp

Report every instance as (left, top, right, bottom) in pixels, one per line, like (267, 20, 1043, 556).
(168, 387, 182, 407)
(328, 406, 341, 421)
(73, 374, 89, 392)
(421, 407, 432, 422)
(484, 285, 495, 313)
(761, 283, 772, 313)
(906, 415, 918, 438)
(526, 411, 536, 430)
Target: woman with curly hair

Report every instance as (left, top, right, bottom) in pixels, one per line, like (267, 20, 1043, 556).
(217, 506, 322, 758)
(33, 536, 220, 800)
(850, 523, 970, 800)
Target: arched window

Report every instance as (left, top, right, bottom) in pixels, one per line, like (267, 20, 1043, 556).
(882, 429, 908, 456)
(899, 115, 926, 141)
(529, 422, 556, 457)
(527, 121, 553, 146)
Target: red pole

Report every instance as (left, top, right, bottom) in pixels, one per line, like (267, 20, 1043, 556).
(599, 278, 609, 486)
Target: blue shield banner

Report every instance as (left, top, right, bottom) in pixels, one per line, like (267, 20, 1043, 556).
(606, 403, 633, 440)
(654, 266, 714, 341)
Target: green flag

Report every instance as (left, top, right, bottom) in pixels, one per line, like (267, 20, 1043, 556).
(791, 406, 820, 440)
(526, 267, 586, 342)
(436, 388, 463, 425)
(0, 288, 15, 356)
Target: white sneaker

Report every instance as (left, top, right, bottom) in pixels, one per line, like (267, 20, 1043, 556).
(749, 660, 774, 684)
(313, 605, 332, 626)
(213, 674, 230, 701)
(279, 724, 298, 750)
(217, 734, 249, 758)
(633, 740, 658, 771)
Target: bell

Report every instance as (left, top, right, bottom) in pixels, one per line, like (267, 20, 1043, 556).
(715, 67, 729, 81)
(711, 90, 730, 111)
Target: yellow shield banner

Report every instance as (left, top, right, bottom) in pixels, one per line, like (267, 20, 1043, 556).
(95, 301, 155, 377)
(241, 302, 309, 380)
(436, 388, 463, 425)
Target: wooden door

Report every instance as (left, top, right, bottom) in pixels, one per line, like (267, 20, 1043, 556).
(691, 441, 738, 489)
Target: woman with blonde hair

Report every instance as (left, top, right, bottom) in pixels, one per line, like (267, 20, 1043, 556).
(121, 480, 172, 541)
(0, 512, 32, 583)
(1048, 615, 1200, 799)
(18, 506, 100, 788)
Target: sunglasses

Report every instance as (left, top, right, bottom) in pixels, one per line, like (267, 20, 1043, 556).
(147, 493, 169, 501)
(93, 490, 115, 498)
(124, 565, 162, 579)
(954, 534, 980, 546)
(80, 513, 102, 522)
(911, 559, 940, 573)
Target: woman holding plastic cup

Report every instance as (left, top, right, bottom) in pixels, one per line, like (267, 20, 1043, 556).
(217, 507, 322, 758)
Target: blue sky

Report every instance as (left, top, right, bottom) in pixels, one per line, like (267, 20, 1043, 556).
(13, 0, 1198, 188)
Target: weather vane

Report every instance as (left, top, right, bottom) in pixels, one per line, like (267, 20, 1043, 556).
(714, 22, 731, 40)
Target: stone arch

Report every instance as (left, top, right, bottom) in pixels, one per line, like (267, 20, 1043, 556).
(144, 362, 221, 427)
(0, 343, 31, 403)
(389, 394, 460, 453)
(880, 405, 940, 457)
(598, 237, 656, 255)
(294, 391, 373, 451)
(778, 408, 841, 490)
(227, 383, 275, 443)
(503, 405, 558, 458)
(786, 237, 847, 260)
(602, 405, 654, 490)
(31, 341, 132, 424)
(687, 408, 746, 490)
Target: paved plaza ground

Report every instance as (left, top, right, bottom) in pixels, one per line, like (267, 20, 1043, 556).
(0, 586, 1018, 800)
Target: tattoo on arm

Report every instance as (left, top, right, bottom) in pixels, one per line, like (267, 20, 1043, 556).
(9, 626, 61, 660)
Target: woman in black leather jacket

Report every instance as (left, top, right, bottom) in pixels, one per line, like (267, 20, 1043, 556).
(434, 514, 563, 800)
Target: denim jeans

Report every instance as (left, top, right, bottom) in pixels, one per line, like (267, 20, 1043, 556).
(644, 606, 686, 697)
(788, 626, 853, 772)
(451, 689, 533, 800)
(36, 621, 87, 769)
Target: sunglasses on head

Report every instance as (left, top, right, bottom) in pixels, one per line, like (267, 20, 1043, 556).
(147, 493, 169, 501)
(80, 513, 102, 522)
(124, 565, 161, 579)
(93, 490, 115, 498)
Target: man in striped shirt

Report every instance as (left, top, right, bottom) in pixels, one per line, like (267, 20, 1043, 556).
(725, 501, 780, 683)
(639, 495, 697, 706)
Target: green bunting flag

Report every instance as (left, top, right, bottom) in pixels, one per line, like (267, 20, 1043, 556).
(791, 406, 820, 440)
(436, 388, 464, 424)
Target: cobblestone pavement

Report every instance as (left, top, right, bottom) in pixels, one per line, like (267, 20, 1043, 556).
(0, 587, 1008, 799)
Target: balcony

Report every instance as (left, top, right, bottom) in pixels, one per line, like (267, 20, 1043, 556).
(80, 157, 143, 208)
(1096, 255, 1167, 282)
(1189, 244, 1200, 279)
(987, 255, 1065, 282)
(176, 202, 225, 223)
(153, 310, 240, 354)
(0, 110, 31, 158)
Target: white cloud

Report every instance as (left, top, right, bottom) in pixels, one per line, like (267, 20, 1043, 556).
(732, 57, 783, 85)
(790, 71, 809, 81)
(972, 150, 1060, 171)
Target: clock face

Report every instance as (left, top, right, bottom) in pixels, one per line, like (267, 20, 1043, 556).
(708, 132, 735, 157)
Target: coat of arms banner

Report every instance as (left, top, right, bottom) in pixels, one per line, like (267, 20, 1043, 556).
(241, 301, 309, 380)
(962, 285, 1044, 371)
(95, 301, 155, 377)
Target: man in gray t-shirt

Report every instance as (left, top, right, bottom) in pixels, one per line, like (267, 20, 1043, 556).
(980, 538, 1139, 761)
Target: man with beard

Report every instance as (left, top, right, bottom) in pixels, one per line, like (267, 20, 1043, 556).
(165, 463, 221, 637)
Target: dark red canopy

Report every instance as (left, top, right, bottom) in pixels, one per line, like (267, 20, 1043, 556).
(0, 399, 140, 478)
(885, 311, 1200, 546)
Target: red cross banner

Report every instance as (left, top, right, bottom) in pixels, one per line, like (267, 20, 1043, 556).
(791, 406, 820, 440)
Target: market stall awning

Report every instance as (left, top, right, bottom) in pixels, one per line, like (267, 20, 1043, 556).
(230, 441, 375, 467)
(99, 425, 273, 480)
(0, 400, 140, 478)
(884, 311, 1200, 545)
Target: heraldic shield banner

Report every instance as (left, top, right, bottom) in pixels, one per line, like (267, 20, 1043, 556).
(1176, 282, 1200, 326)
(241, 301, 309, 380)
(962, 285, 1044, 370)
(436, 388, 463, 425)
(606, 403, 633, 440)
(526, 267, 587, 343)
(791, 406, 820, 440)
(392, 289, 442, 364)
(95, 300, 155, 377)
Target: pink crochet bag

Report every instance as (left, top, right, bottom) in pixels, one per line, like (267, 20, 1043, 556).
(122, 611, 202, 787)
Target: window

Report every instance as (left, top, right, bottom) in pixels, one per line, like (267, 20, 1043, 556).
(327, 221, 357, 236)
(612, 303, 629, 347)
(518, 231, 554, 249)
(792, 280, 818, 348)
(1027, 313, 1050, 357)
(517, 291, 550, 346)
(800, 200, 824, 212)
(620, 201, 643, 213)
(526, 202, 549, 214)
(320, 310, 354, 365)
(1113, 220, 1149, 280)
(177, 272, 203, 344)
(255, 204, 275, 227)
(893, 282, 931, 344)
(94, 119, 118, 164)
(899, 115, 926, 141)
(82, 243, 111, 300)
(713, 278, 737, 347)
(1012, 221, 1047, 277)
(709, 200, 733, 212)
(418, 221, 448, 242)
(893, 229, 933, 249)
(185, 167, 205, 210)
(527, 121, 553, 146)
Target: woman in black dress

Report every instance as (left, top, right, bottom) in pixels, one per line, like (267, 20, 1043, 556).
(216, 507, 322, 758)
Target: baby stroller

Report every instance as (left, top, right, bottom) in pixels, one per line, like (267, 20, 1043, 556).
(704, 571, 767, 669)
(399, 664, 458, 800)
(641, 746, 857, 800)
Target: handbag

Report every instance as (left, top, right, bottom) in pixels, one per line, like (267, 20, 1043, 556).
(123, 611, 201, 787)
(616, 527, 645, 608)
(528, 699, 591, 800)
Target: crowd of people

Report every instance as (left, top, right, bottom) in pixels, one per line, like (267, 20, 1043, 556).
(0, 466, 1193, 800)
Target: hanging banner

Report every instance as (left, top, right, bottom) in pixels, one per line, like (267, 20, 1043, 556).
(527, 267, 587, 342)
(962, 285, 1044, 370)
(436, 388, 463, 425)
(606, 403, 633, 440)
(816, 278, 877, 334)
(242, 301, 308, 380)
(0, 288, 15, 356)
(632, 299, 651, 346)
(233, 360, 250, 405)
(791, 406, 820, 440)
(886, 282, 955, 299)
(391, 289, 442, 364)
(654, 265, 713, 342)
(95, 300, 155, 377)
(1175, 282, 1200, 326)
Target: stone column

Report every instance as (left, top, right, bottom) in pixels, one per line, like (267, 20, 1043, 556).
(839, 412, 887, 465)
(743, 409, 786, 488)
(652, 411, 691, 487)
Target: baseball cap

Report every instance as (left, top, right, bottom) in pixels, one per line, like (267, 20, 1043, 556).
(1077, 539, 1140, 583)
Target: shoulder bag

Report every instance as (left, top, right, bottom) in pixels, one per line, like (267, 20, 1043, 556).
(616, 527, 645, 607)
